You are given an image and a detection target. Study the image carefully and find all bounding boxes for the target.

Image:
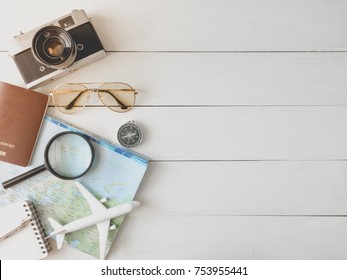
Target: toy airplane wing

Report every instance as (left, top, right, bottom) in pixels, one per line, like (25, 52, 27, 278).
(75, 181, 109, 259)
(96, 220, 110, 259)
(75, 181, 106, 213)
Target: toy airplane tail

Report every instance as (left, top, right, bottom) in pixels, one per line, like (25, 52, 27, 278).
(47, 218, 65, 249)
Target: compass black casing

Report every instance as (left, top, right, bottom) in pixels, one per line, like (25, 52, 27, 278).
(117, 121, 143, 148)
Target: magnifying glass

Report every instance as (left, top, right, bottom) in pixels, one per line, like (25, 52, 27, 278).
(3, 132, 95, 189)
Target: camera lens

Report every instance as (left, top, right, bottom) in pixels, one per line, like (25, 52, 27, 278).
(44, 37, 65, 57)
(32, 26, 76, 70)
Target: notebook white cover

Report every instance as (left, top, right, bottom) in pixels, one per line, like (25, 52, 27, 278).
(0, 200, 50, 259)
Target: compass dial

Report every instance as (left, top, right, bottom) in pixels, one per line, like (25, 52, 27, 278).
(117, 121, 143, 148)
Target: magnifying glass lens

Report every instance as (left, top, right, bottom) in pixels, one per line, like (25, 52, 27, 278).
(46, 133, 93, 179)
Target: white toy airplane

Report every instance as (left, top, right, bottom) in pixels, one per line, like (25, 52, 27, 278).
(46, 181, 140, 259)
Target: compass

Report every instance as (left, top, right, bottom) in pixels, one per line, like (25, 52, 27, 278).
(117, 121, 143, 148)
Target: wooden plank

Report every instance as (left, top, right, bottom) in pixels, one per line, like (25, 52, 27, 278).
(136, 161, 347, 216)
(0, 0, 347, 51)
(46, 216, 347, 259)
(2, 52, 347, 106)
(47, 106, 347, 161)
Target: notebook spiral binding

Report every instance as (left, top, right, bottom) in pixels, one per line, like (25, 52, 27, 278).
(22, 201, 52, 255)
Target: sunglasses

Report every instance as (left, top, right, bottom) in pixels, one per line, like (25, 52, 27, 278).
(50, 82, 138, 114)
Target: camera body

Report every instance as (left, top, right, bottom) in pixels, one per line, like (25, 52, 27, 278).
(9, 10, 106, 89)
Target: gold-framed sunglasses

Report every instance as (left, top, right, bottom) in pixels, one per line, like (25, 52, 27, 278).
(50, 82, 138, 114)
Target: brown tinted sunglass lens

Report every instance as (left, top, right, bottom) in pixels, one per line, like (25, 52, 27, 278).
(53, 84, 90, 114)
(98, 82, 136, 113)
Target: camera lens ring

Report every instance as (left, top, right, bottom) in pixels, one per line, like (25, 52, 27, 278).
(32, 26, 77, 70)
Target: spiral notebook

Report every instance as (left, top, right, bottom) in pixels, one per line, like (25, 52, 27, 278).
(0, 200, 51, 259)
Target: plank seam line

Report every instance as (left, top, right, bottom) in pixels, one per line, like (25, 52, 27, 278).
(48, 105, 347, 108)
(150, 159, 347, 163)
(106, 50, 347, 54)
(2, 50, 347, 54)
(130, 214, 347, 218)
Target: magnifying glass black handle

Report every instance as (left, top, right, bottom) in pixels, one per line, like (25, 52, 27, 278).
(2, 165, 46, 189)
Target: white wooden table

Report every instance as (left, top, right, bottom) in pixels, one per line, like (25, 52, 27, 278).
(1, 0, 347, 259)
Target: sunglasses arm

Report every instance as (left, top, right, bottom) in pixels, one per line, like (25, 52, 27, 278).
(64, 89, 89, 110)
(98, 90, 129, 110)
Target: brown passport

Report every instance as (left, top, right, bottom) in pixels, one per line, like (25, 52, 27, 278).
(0, 81, 49, 167)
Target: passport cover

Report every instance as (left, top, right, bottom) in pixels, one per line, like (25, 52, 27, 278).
(0, 81, 49, 166)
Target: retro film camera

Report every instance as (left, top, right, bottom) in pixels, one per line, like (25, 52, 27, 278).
(9, 9, 106, 89)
